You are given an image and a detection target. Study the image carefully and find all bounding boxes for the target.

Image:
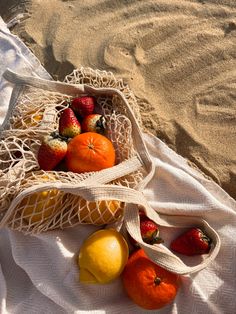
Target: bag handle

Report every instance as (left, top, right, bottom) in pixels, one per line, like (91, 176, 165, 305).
(3, 68, 86, 95)
(0, 155, 142, 187)
(124, 203, 220, 275)
(1, 183, 221, 275)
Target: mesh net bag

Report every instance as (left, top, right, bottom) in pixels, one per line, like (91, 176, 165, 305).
(0, 67, 222, 275)
(0, 67, 149, 234)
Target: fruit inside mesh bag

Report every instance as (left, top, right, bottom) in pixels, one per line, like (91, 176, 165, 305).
(2, 68, 143, 233)
(14, 173, 124, 229)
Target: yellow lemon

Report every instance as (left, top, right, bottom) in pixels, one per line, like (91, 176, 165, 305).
(19, 189, 60, 223)
(13, 110, 43, 129)
(76, 199, 124, 224)
(18, 174, 60, 223)
(78, 229, 129, 284)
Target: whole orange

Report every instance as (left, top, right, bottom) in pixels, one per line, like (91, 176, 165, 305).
(121, 249, 180, 310)
(66, 132, 116, 173)
(76, 198, 124, 224)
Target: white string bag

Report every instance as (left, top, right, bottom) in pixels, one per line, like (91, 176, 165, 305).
(0, 67, 220, 275)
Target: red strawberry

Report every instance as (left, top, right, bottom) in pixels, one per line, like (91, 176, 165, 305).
(81, 114, 106, 133)
(37, 132, 67, 171)
(70, 96, 95, 118)
(140, 214, 163, 245)
(170, 228, 211, 256)
(59, 108, 81, 138)
(130, 212, 163, 247)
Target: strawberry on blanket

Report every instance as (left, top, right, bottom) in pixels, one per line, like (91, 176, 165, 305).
(170, 227, 212, 256)
(130, 211, 163, 247)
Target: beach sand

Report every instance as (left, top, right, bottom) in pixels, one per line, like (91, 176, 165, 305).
(1, 0, 236, 199)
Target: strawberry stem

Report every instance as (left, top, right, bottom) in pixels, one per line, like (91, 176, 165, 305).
(51, 131, 68, 142)
(95, 116, 106, 134)
(143, 229, 164, 245)
(152, 236, 164, 244)
(198, 228, 212, 245)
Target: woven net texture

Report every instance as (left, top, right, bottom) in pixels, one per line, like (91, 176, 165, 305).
(0, 67, 146, 234)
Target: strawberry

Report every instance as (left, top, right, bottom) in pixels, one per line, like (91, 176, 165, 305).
(59, 108, 81, 138)
(139, 213, 163, 245)
(37, 132, 68, 171)
(170, 228, 211, 256)
(130, 212, 163, 247)
(81, 114, 106, 133)
(70, 96, 95, 118)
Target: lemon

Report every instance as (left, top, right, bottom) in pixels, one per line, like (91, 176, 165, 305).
(19, 189, 60, 223)
(13, 110, 43, 129)
(18, 174, 60, 223)
(78, 229, 129, 284)
(77, 199, 124, 224)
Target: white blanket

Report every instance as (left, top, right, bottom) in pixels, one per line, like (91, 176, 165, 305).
(1, 16, 236, 314)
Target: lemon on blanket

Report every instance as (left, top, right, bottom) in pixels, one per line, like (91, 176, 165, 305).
(78, 229, 129, 284)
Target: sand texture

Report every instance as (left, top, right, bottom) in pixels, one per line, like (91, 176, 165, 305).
(1, 0, 236, 199)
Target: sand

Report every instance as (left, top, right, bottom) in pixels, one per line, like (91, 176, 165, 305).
(1, 0, 236, 199)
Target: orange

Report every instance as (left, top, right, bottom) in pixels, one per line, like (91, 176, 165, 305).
(76, 199, 124, 224)
(65, 132, 116, 173)
(122, 249, 180, 310)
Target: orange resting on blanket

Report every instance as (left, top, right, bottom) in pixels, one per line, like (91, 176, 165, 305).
(122, 249, 180, 310)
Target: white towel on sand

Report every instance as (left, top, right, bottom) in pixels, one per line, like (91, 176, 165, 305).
(0, 16, 236, 314)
